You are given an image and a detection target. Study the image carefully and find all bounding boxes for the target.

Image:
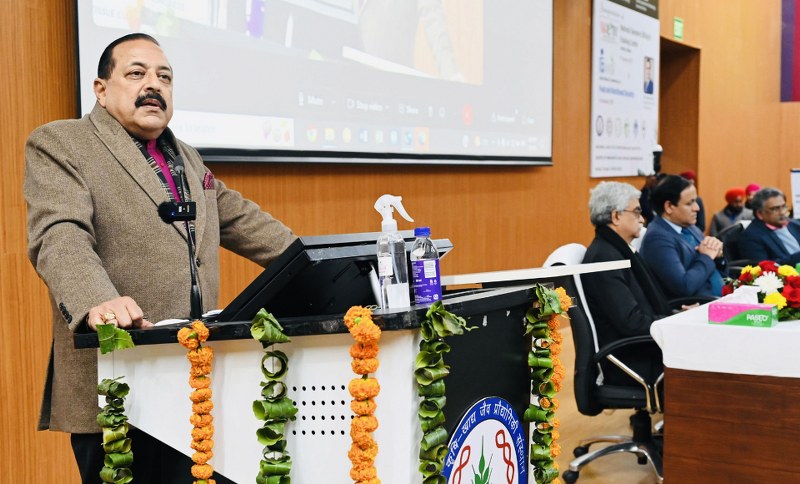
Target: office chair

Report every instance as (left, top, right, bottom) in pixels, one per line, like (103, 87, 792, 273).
(544, 244, 663, 483)
(717, 222, 757, 275)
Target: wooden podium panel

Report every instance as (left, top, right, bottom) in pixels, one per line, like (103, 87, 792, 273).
(664, 367, 800, 482)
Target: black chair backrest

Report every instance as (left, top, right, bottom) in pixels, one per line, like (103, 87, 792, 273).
(717, 222, 745, 260)
(561, 276, 604, 417)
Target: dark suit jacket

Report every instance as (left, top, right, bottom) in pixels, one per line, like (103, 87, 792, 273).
(639, 216, 719, 298)
(582, 231, 666, 385)
(582, 235, 668, 348)
(737, 218, 800, 266)
(25, 104, 296, 433)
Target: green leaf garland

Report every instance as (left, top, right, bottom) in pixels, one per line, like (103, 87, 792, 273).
(97, 377, 133, 483)
(523, 284, 569, 483)
(416, 301, 475, 483)
(97, 323, 135, 355)
(251, 309, 297, 484)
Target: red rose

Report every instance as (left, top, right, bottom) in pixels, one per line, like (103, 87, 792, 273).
(738, 272, 753, 283)
(786, 275, 800, 289)
(784, 285, 800, 308)
(758, 260, 779, 273)
(722, 284, 734, 296)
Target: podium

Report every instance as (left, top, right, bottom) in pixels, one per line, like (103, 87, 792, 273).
(75, 241, 627, 483)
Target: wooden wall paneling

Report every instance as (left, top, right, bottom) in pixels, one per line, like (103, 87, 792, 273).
(2, 0, 82, 482)
(659, 39, 700, 181)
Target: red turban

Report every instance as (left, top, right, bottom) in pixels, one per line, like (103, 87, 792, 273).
(725, 187, 745, 204)
(679, 170, 696, 181)
(745, 183, 761, 195)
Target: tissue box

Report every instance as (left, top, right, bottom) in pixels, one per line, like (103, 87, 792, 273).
(707, 302, 778, 328)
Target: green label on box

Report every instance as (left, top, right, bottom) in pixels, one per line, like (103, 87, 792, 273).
(712, 308, 778, 328)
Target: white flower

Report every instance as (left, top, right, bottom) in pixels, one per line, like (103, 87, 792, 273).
(754, 272, 784, 295)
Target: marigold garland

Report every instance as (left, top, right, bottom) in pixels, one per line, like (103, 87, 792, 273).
(250, 308, 297, 484)
(344, 306, 382, 484)
(524, 284, 570, 484)
(177, 320, 217, 484)
(415, 301, 475, 484)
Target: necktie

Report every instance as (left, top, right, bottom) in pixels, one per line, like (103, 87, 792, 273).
(681, 227, 697, 247)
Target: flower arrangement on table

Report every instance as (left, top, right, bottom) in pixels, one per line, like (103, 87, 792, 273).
(722, 260, 800, 321)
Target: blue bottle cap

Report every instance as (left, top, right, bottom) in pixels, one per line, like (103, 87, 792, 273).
(414, 226, 431, 237)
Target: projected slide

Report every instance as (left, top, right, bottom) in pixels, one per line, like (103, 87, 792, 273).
(77, 0, 553, 164)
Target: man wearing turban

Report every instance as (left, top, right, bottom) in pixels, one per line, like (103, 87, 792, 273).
(709, 187, 754, 236)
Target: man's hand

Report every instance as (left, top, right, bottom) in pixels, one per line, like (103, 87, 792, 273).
(697, 236, 723, 259)
(87, 296, 153, 331)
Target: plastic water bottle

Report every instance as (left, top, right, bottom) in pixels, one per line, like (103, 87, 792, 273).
(410, 227, 442, 305)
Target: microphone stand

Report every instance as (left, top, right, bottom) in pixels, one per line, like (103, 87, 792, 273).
(173, 160, 203, 320)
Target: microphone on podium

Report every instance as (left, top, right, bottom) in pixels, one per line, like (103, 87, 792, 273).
(157, 155, 203, 320)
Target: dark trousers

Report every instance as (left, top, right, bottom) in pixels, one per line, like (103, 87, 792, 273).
(71, 428, 235, 483)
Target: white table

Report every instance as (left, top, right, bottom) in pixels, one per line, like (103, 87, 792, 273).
(650, 303, 800, 378)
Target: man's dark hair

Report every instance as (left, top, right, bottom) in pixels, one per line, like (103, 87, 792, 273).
(650, 174, 691, 215)
(750, 187, 784, 213)
(97, 33, 160, 79)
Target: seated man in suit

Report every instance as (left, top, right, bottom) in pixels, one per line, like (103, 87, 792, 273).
(640, 175, 725, 298)
(737, 187, 800, 265)
(582, 182, 670, 385)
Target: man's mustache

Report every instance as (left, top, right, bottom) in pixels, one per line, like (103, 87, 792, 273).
(135, 92, 167, 111)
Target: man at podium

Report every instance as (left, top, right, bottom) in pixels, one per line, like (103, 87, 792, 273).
(24, 33, 296, 482)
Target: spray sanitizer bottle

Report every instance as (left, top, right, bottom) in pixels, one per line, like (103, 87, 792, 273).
(374, 194, 414, 309)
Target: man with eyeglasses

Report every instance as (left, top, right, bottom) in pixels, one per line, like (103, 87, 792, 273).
(639, 175, 726, 298)
(738, 187, 800, 265)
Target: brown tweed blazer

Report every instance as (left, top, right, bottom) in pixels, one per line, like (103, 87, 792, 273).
(25, 104, 296, 434)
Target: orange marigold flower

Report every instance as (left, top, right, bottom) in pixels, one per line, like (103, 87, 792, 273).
(350, 465, 377, 481)
(553, 417, 561, 428)
(547, 316, 560, 330)
(351, 398, 377, 416)
(190, 388, 212, 403)
(350, 342, 380, 359)
(553, 430, 561, 441)
(351, 429, 375, 449)
(348, 442, 379, 464)
(192, 450, 213, 465)
(350, 322, 381, 344)
(190, 413, 214, 427)
(551, 330, 563, 345)
(539, 397, 552, 408)
(191, 464, 214, 480)
(352, 358, 380, 375)
(352, 415, 379, 433)
(190, 364, 212, 377)
(187, 347, 214, 366)
(551, 397, 560, 410)
(349, 378, 381, 400)
(551, 442, 562, 458)
(190, 320, 210, 342)
(355, 480, 380, 484)
(177, 327, 199, 350)
(192, 426, 214, 441)
(191, 439, 214, 452)
(556, 287, 571, 312)
(189, 375, 211, 389)
(193, 400, 214, 414)
(344, 306, 373, 329)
